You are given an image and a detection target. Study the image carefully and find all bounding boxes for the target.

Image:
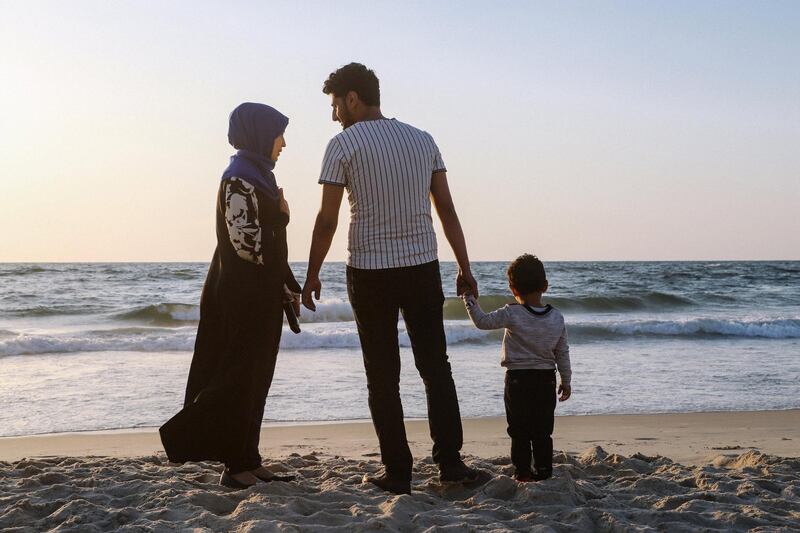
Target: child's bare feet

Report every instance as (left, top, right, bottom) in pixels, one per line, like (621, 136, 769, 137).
(514, 471, 534, 482)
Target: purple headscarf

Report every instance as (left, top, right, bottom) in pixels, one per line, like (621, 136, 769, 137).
(221, 102, 289, 201)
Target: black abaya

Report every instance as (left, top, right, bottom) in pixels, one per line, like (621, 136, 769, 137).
(160, 178, 300, 473)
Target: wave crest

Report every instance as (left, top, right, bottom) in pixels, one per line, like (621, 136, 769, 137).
(2, 317, 797, 357)
(575, 318, 800, 340)
(117, 303, 199, 325)
(443, 292, 694, 319)
(0, 265, 48, 277)
(115, 301, 359, 325)
(0, 323, 500, 357)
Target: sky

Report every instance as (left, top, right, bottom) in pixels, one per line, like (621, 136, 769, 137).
(1, 0, 798, 262)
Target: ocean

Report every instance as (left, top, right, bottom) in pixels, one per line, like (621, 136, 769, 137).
(0, 261, 798, 437)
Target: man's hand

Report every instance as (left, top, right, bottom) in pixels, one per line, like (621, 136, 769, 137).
(302, 275, 322, 311)
(558, 383, 571, 402)
(304, 184, 343, 313)
(457, 270, 479, 297)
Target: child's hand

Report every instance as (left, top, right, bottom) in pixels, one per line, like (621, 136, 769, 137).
(558, 383, 571, 402)
(461, 292, 476, 306)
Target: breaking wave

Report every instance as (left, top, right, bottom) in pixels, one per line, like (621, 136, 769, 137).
(2, 317, 797, 357)
(116, 303, 200, 325)
(573, 317, 800, 340)
(0, 323, 499, 357)
(115, 301, 358, 325)
(113, 292, 698, 327)
(443, 292, 694, 319)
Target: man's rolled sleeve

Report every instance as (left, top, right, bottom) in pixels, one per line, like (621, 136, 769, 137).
(318, 138, 349, 186)
(431, 139, 447, 173)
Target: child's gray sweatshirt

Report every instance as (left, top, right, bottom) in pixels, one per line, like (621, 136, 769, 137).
(463, 295, 571, 385)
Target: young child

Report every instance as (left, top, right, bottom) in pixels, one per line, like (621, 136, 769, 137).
(462, 254, 571, 482)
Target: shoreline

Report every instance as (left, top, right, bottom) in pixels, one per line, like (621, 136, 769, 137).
(2, 409, 798, 464)
(5, 406, 799, 439)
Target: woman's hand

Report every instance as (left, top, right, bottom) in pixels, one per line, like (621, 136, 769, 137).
(278, 188, 290, 218)
(283, 284, 301, 317)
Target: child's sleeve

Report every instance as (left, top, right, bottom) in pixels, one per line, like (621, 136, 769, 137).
(463, 295, 511, 330)
(554, 323, 571, 386)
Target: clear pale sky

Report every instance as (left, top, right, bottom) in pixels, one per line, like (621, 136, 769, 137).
(1, 1, 798, 262)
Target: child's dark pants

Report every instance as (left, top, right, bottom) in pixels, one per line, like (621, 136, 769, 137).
(504, 368, 557, 475)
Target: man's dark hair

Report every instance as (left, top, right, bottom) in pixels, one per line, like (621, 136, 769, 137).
(322, 63, 380, 106)
(507, 254, 547, 294)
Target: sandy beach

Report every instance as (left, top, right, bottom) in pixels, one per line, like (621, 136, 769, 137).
(2, 410, 799, 531)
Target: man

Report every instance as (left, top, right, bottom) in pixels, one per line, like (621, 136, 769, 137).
(302, 63, 479, 495)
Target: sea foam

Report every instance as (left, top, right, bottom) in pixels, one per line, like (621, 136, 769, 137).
(2, 317, 798, 357)
(575, 317, 800, 340)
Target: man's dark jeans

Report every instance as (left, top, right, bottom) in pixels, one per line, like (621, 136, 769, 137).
(347, 260, 464, 481)
(504, 369, 557, 475)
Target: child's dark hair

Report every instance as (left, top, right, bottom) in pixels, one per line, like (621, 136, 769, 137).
(507, 254, 547, 294)
(322, 63, 380, 106)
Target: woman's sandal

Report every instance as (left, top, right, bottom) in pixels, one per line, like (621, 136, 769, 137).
(220, 470, 256, 490)
(254, 471, 296, 483)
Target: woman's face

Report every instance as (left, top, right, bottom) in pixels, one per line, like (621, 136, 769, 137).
(271, 134, 286, 162)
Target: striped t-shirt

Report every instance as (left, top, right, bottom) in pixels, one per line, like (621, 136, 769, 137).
(318, 118, 446, 270)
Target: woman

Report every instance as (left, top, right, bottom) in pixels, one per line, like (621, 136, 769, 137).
(160, 102, 301, 489)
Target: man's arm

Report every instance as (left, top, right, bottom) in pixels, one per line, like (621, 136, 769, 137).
(430, 171, 478, 296)
(302, 184, 345, 311)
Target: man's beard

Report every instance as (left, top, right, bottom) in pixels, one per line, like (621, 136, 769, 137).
(339, 110, 354, 129)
